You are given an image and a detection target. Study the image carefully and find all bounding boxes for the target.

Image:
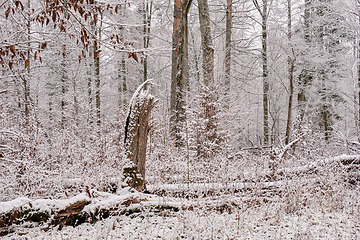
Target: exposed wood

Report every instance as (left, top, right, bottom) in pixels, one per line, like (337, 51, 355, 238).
(124, 80, 157, 190)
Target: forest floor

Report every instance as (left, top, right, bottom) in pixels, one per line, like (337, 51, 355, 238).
(1, 154, 360, 239)
(1, 184, 359, 239)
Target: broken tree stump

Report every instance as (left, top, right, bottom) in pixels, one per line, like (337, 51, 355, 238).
(123, 80, 157, 191)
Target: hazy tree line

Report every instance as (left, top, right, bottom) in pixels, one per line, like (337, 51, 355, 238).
(0, 0, 359, 199)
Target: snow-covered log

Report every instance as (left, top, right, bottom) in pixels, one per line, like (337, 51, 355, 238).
(274, 154, 360, 177)
(0, 188, 172, 236)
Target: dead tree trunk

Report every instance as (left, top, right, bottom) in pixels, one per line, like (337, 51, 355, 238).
(123, 80, 156, 191)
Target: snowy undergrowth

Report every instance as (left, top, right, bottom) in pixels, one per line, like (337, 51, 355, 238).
(2, 194, 359, 239)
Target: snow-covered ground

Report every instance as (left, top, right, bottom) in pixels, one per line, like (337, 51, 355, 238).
(2, 193, 359, 239)
(1, 154, 359, 239)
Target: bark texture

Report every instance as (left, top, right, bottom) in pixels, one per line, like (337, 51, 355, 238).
(198, 0, 214, 88)
(285, 0, 295, 145)
(252, 0, 269, 145)
(124, 80, 156, 190)
(170, 0, 192, 147)
(224, 0, 232, 108)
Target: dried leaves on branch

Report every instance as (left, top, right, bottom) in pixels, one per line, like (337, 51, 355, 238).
(0, 0, 141, 68)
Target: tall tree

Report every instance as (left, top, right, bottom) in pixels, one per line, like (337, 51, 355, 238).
(198, 0, 214, 89)
(357, 0, 360, 139)
(285, 0, 295, 145)
(170, 0, 193, 147)
(297, 0, 311, 126)
(295, 0, 353, 140)
(93, 5, 102, 131)
(143, 0, 152, 82)
(252, 0, 270, 145)
(224, 0, 232, 108)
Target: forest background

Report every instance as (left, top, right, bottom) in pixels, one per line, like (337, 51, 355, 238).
(0, 0, 360, 201)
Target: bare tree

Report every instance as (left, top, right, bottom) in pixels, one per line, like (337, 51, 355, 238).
(224, 0, 232, 108)
(170, 0, 193, 147)
(143, 0, 152, 82)
(285, 0, 295, 145)
(252, 0, 270, 145)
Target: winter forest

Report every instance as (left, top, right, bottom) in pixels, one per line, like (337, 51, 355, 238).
(1, 0, 360, 238)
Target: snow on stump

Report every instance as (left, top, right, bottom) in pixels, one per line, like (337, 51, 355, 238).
(123, 80, 157, 191)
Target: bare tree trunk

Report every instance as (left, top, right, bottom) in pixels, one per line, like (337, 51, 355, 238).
(59, 44, 69, 129)
(170, 0, 192, 147)
(252, 0, 269, 145)
(94, 12, 103, 131)
(117, 6, 127, 113)
(198, 0, 218, 148)
(124, 81, 156, 191)
(117, 56, 127, 112)
(261, 0, 269, 146)
(285, 0, 294, 145)
(297, 0, 311, 124)
(23, 0, 32, 119)
(198, 0, 214, 88)
(358, 3, 360, 141)
(87, 50, 93, 124)
(73, 75, 79, 128)
(143, 0, 152, 82)
(224, 0, 232, 108)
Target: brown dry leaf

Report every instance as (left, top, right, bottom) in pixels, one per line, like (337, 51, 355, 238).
(94, 14, 97, 25)
(8, 61, 13, 70)
(41, 42, 47, 49)
(5, 7, 10, 19)
(25, 59, 30, 69)
(10, 45, 16, 55)
(52, 11, 56, 22)
(133, 53, 139, 62)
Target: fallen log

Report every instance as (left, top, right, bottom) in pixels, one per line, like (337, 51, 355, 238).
(0, 188, 174, 236)
(275, 154, 360, 178)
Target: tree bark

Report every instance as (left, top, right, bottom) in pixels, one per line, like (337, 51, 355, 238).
(170, 0, 192, 147)
(143, 0, 152, 82)
(94, 31, 101, 130)
(23, 0, 32, 119)
(285, 0, 294, 145)
(224, 0, 232, 109)
(297, 0, 312, 125)
(198, 0, 214, 88)
(358, 3, 360, 141)
(124, 81, 156, 190)
(252, 0, 269, 145)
